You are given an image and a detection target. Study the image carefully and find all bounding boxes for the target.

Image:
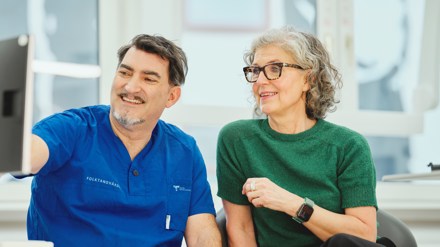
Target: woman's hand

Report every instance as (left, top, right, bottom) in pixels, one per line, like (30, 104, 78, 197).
(242, 177, 302, 215)
(241, 178, 377, 242)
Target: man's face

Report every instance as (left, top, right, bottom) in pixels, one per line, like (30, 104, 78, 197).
(110, 46, 180, 128)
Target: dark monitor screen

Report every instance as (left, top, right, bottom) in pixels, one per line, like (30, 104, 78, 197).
(0, 35, 34, 175)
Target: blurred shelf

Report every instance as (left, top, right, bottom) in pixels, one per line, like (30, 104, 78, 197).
(0, 182, 30, 222)
(382, 170, 440, 181)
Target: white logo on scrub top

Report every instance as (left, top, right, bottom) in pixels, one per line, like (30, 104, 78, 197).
(86, 176, 121, 189)
(173, 185, 191, 192)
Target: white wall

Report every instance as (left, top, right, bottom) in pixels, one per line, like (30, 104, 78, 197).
(1, 1, 439, 246)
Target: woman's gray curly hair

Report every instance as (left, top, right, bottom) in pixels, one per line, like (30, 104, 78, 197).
(244, 26, 342, 119)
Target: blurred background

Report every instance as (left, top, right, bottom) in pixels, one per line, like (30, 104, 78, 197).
(0, 0, 439, 246)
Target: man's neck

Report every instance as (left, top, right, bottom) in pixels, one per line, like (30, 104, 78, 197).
(109, 115, 156, 160)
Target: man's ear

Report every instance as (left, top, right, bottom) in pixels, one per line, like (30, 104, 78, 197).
(166, 86, 181, 108)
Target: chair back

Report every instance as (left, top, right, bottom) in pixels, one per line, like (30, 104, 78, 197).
(377, 209, 417, 247)
(216, 208, 418, 247)
(215, 208, 228, 247)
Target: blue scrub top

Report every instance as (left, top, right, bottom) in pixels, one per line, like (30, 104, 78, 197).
(28, 105, 215, 247)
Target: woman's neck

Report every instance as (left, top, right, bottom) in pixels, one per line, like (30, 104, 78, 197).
(268, 115, 316, 134)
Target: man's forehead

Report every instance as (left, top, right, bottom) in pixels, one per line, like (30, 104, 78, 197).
(121, 47, 169, 73)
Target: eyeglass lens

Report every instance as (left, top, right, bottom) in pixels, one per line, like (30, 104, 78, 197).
(245, 64, 282, 82)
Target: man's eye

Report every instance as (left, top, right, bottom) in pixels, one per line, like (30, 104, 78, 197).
(118, 70, 130, 76)
(144, 77, 158, 83)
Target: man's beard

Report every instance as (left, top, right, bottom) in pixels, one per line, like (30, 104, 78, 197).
(112, 110, 145, 127)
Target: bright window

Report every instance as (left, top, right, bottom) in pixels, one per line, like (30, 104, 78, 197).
(0, 0, 99, 123)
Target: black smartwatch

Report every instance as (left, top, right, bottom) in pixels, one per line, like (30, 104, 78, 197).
(292, 197, 314, 224)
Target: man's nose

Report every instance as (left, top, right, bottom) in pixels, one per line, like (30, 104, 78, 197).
(125, 77, 142, 93)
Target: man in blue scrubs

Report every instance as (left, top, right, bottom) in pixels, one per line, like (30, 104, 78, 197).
(28, 34, 221, 246)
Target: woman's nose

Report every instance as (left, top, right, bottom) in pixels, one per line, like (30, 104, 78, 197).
(255, 72, 269, 85)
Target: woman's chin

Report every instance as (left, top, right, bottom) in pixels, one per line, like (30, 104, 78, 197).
(259, 106, 272, 116)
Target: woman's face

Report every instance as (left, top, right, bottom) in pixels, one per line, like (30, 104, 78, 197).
(251, 45, 309, 118)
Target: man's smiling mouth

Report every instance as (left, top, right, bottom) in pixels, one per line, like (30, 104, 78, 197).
(119, 94, 145, 104)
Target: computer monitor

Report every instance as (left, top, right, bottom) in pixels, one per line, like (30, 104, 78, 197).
(0, 34, 34, 175)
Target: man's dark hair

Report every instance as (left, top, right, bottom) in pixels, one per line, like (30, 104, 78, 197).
(117, 34, 188, 86)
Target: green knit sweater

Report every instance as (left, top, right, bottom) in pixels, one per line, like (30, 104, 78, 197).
(216, 118, 377, 247)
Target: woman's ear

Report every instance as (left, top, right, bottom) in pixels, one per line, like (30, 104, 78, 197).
(302, 70, 312, 92)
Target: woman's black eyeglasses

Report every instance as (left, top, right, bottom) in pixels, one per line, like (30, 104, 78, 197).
(243, 62, 305, 83)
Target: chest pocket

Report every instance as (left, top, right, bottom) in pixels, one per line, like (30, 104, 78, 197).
(166, 179, 192, 232)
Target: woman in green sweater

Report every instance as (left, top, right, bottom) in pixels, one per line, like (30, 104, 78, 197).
(216, 26, 383, 247)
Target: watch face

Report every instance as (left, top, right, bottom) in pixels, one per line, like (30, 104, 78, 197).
(298, 204, 314, 221)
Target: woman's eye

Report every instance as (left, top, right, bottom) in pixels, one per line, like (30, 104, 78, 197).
(269, 66, 280, 73)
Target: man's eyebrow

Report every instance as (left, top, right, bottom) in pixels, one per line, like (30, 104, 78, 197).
(119, 63, 161, 79)
(119, 64, 133, 71)
(142, 70, 161, 79)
